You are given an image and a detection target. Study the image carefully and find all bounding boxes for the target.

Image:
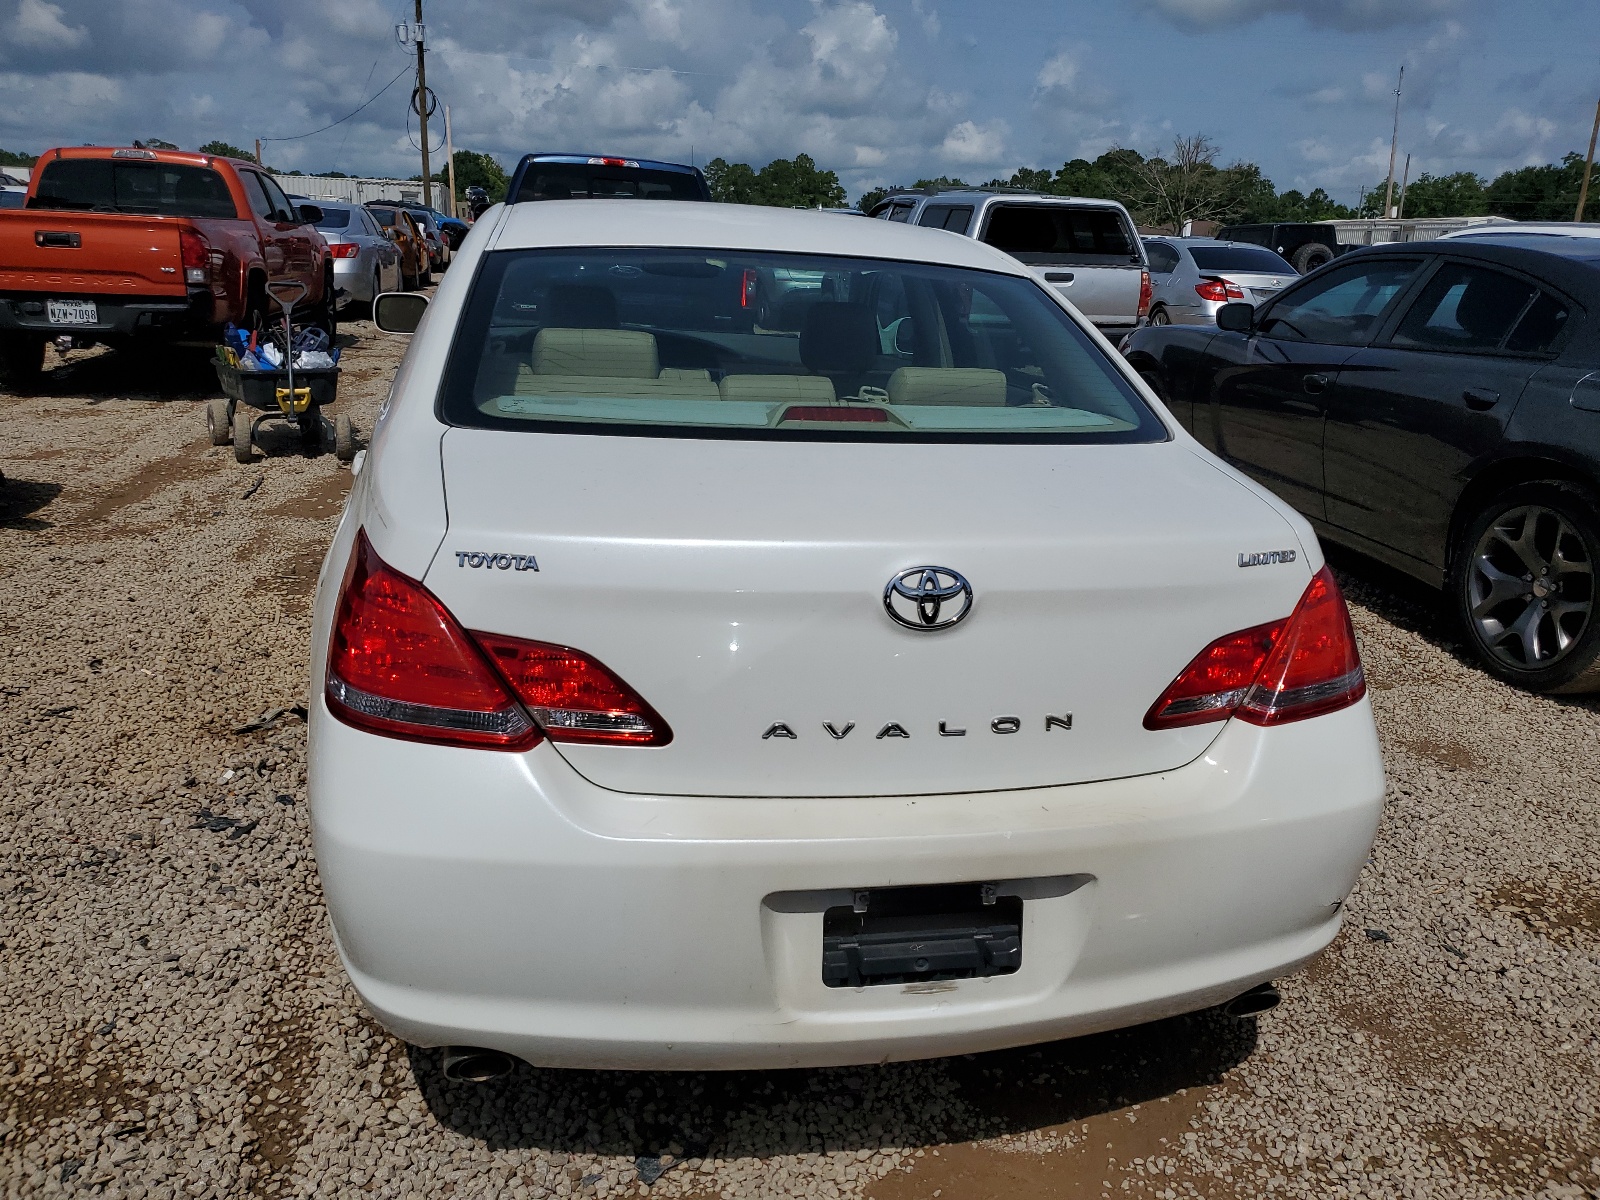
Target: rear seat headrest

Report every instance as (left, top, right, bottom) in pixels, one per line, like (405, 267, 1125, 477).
(800, 302, 877, 375)
(887, 367, 1008, 406)
(532, 328, 659, 378)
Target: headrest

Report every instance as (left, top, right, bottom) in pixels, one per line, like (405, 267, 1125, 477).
(887, 367, 1008, 406)
(532, 328, 659, 378)
(718, 374, 837, 404)
(800, 302, 877, 374)
(546, 284, 618, 328)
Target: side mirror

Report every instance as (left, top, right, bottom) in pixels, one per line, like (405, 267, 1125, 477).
(374, 292, 428, 335)
(1215, 302, 1255, 333)
(296, 203, 324, 225)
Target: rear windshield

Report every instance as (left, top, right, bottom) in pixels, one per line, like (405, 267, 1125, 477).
(368, 208, 398, 227)
(981, 205, 1138, 265)
(29, 159, 238, 218)
(1189, 246, 1295, 274)
(314, 210, 352, 229)
(514, 163, 706, 202)
(439, 248, 1165, 443)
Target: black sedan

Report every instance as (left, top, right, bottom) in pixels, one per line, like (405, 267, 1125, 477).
(1123, 235, 1600, 693)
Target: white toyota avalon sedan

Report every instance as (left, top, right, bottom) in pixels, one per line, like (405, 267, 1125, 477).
(308, 199, 1384, 1073)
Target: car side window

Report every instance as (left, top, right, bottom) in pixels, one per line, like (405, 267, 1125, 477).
(1145, 243, 1179, 274)
(256, 173, 296, 223)
(887, 202, 914, 223)
(1505, 292, 1570, 354)
(1258, 259, 1421, 346)
(1389, 262, 1544, 353)
(241, 172, 276, 222)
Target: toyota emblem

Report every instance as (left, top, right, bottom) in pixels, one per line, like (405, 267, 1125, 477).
(883, 567, 973, 631)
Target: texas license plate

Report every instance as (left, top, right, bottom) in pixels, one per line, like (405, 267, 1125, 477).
(47, 299, 97, 325)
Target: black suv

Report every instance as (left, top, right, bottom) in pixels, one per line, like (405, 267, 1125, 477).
(1123, 234, 1600, 692)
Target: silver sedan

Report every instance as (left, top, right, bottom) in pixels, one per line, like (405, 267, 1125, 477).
(1142, 237, 1297, 326)
(312, 201, 404, 315)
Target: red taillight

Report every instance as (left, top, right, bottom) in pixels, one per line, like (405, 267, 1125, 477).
(740, 268, 757, 308)
(779, 406, 888, 423)
(328, 242, 360, 259)
(1138, 269, 1152, 317)
(326, 532, 539, 750)
(1224, 280, 1245, 299)
(1195, 278, 1229, 302)
(179, 228, 208, 284)
(1144, 566, 1364, 730)
(472, 635, 672, 746)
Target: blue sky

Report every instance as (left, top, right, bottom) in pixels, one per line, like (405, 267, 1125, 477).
(0, 0, 1595, 206)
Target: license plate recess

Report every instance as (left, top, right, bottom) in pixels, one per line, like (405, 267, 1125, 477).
(822, 883, 1021, 988)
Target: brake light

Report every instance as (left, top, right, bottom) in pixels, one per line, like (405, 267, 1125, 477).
(1224, 280, 1245, 299)
(328, 242, 360, 259)
(1195, 278, 1228, 302)
(1138, 269, 1152, 317)
(741, 268, 757, 308)
(179, 228, 209, 284)
(472, 635, 672, 745)
(779, 406, 888, 423)
(1144, 566, 1364, 730)
(326, 532, 539, 750)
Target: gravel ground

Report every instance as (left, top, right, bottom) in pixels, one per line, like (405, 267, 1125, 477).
(2, 316, 1598, 1200)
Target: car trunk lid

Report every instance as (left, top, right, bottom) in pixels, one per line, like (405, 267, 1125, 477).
(0, 212, 186, 296)
(430, 430, 1311, 798)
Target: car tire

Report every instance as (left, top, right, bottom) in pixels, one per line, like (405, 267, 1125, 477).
(0, 333, 47, 394)
(334, 414, 357, 463)
(419, 266, 433, 289)
(233, 407, 256, 463)
(1148, 306, 1170, 326)
(206, 399, 232, 446)
(1291, 244, 1334, 274)
(1450, 480, 1600, 693)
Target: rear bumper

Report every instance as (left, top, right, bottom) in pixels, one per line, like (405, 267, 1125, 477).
(309, 697, 1384, 1070)
(0, 288, 215, 339)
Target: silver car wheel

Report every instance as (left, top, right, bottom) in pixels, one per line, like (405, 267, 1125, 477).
(1469, 504, 1594, 669)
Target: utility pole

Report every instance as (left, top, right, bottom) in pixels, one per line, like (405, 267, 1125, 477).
(254, 138, 262, 167)
(1376, 65, 1401, 220)
(1576, 98, 1600, 222)
(1396, 153, 1412, 221)
(444, 105, 457, 217)
(414, 0, 432, 209)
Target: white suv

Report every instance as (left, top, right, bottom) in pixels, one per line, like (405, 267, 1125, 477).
(309, 198, 1383, 1073)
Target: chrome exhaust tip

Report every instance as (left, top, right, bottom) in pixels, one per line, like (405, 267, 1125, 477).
(1223, 982, 1281, 1018)
(441, 1046, 516, 1083)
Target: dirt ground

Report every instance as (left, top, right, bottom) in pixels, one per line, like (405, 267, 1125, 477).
(2, 314, 1598, 1200)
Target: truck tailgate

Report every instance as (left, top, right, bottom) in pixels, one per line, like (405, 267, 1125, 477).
(1033, 263, 1145, 329)
(0, 213, 187, 296)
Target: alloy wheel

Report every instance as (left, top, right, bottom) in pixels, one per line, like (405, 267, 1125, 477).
(1468, 504, 1594, 669)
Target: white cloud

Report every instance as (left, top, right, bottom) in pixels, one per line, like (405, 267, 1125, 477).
(940, 118, 1006, 164)
(9, 0, 87, 48)
(911, 0, 939, 39)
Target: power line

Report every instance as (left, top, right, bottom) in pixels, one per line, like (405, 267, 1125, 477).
(261, 64, 413, 143)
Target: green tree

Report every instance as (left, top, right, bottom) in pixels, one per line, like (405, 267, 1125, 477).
(1484, 153, 1587, 221)
(199, 139, 255, 161)
(446, 150, 509, 203)
(912, 175, 967, 190)
(0, 147, 37, 168)
(856, 185, 900, 212)
(135, 137, 179, 150)
(1395, 171, 1487, 218)
(705, 154, 846, 208)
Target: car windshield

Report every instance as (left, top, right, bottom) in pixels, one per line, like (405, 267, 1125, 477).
(440, 248, 1165, 443)
(28, 159, 238, 218)
(513, 163, 704, 201)
(1189, 246, 1295, 274)
(314, 210, 352, 230)
(980, 205, 1137, 265)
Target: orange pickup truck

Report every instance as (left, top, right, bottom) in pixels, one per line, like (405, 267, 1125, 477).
(0, 146, 335, 387)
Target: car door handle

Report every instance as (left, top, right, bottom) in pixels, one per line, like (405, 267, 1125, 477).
(1044, 272, 1074, 283)
(1302, 373, 1328, 395)
(1463, 387, 1500, 411)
